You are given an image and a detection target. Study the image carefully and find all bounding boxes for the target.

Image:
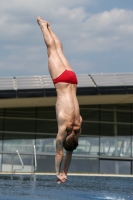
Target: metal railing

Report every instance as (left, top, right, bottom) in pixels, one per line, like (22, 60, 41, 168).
(31, 145, 37, 174)
(12, 150, 24, 174)
(10, 147, 38, 176)
(34, 145, 37, 171)
(11, 146, 37, 175)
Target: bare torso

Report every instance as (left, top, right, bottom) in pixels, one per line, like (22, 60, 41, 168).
(55, 83, 81, 135)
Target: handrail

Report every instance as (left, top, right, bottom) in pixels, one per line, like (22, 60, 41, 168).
(34, 145, 37, 171)
(13, 150, 24, 173)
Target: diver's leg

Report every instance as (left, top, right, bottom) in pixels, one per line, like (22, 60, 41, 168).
(37, 16, 65, 79)
(48, 25, 73, 71)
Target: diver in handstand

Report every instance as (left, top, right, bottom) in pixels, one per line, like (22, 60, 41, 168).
(37, 16, 82, 184)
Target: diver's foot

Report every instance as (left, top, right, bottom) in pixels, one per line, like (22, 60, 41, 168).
(37, 16, 49, 27)
(47, 22, 50, 30)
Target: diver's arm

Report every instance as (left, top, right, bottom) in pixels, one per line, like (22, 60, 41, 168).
(62, 151, 73, 176)
(55, 137, 64, 176)
(55, 131, 67, 183)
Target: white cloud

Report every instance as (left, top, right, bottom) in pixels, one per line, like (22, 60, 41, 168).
(0, 1, 133, 75)
(68, 8, 133, 52)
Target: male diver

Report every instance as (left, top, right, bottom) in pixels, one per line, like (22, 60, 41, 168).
(37, 17, 82, 184)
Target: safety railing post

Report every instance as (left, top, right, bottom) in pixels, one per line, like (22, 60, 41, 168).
(31, 145, 37, 175)
(31, 148, 34, 174)
(11, 152, 14, 174)
(34, 145, 37, 171)
(13, 150, 24, 173)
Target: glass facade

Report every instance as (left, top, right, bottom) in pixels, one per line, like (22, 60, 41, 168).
(100, 160, 131, 174)
(100, 136, 131, 157)
(0, 104, 132, 174)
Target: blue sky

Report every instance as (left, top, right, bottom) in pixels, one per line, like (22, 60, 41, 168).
(0, 0, 133, 77)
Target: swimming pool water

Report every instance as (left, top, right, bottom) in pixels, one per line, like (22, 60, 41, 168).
(0, 175, 132, 200)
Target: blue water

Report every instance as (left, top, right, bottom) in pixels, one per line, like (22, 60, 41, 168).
(0, 175, 132, 200)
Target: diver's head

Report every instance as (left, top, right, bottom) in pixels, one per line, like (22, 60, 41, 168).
(63, 134, 78, 151)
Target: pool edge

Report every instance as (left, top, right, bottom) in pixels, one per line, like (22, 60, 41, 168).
(0, 172, 133, 177)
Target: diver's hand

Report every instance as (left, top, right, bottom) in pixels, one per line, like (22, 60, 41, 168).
(56, 174, 67, 184)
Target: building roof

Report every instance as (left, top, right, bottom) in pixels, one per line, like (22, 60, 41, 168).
(0, 73, 133, 108)
(0, 73, 133, 98)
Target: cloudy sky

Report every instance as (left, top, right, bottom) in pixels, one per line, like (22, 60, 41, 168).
(0, 0, 133, 77)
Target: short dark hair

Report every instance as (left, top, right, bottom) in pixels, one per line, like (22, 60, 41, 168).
(63, 134, 78, 151)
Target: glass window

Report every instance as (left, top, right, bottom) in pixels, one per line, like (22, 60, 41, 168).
(73, 137, 99, 156)
(4, 119, 36, 133)
(0, 154, 2, 171)
(0, 109, 4, 132)
(117, 124, 131, 136)
(69, 157, 99, 173)
(80, 106, 99, 121)
(2, 154, 32, 165)
(80, 106, 99, 136)
(101, 105, 116, 110)
(116, 104, 131, 111)
(4, 108, 36, 133)
(36, 120, 57, 133)
(82, 122, 99, 136)
(3, 133, 35, 153)
(100, 136, 131, 157)
(0, 133, 3, 151)
(100, 110, 114, 122)
(132, 111, 133, 123)
(37, 107, 57, 133)
(5, 108, 36, 118)
(36, 135, 56, 153)
(100, 123, 114, 136)
(117, 111, 131, 123)
(100, 160, 131, 174)
(2, 153, 32, 172)
(0, 119, 4, 132)
(100, 137, 114, 156)
(36, 155, 55, 172)
(132, 137, 133, 157)
(0, 142, 2, 152)
(2, 153, 13, 172)
(37, 107, 56, 119)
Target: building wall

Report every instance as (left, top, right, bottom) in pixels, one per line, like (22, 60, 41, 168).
(0, 104, 133, 174)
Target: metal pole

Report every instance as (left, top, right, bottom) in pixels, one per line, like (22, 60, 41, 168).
(34, 145, 37, 171)
(14, 150, 24, 173)
(114, 106, 119, 174)
(11, 152, 14, 174)
(31, 148, 34, 174)
(16, 150, 24, 166)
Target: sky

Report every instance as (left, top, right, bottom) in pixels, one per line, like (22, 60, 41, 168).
(0, 0, 133, 77)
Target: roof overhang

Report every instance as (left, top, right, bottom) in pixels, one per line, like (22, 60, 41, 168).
(0, 73, 133, 108)
(0, 94, 133, 108)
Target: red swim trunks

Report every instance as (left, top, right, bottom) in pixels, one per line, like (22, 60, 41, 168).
(53, 70, 78, 85)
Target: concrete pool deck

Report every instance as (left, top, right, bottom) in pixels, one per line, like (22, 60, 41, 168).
(0, 172, 133, 177)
